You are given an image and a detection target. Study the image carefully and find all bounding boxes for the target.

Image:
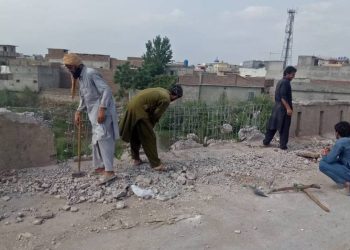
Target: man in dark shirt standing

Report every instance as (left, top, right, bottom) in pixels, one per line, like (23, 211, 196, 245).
(263, 66, 297, 150)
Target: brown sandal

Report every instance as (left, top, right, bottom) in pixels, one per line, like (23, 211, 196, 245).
(133, 159, 144, 166)
(91, 167, 105, 175)
(153, 164, 166, 172)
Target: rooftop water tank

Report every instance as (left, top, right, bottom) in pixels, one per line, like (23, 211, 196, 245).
(184, 59, 189, 67)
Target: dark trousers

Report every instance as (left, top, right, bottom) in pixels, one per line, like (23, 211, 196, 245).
(130, 119, 161, 167)
(263, 115, 291, 149)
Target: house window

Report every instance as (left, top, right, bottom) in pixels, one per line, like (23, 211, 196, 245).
(248, 92, 254, 101)
(33, 80, 37, 83)
(16, 79, 20, 83)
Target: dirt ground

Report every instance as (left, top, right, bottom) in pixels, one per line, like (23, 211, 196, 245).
(1, 138, 350, 250)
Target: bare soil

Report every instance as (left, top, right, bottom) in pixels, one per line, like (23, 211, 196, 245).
(1, 138, 349, 250)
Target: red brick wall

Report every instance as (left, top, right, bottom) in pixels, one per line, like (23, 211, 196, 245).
(179, 73, 265, 88)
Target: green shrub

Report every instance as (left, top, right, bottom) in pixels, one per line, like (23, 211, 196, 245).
(156, 95, 273, 141)
(0, 87, 39, 107)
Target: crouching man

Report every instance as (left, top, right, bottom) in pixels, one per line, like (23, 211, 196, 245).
(319, 121, 350, 195)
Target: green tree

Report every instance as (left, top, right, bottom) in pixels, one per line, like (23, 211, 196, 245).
(149, 75, 177, 89)
(114, 35, 174, 92)
(143, 35, 173, 76)
(133, 67, 152, 90)
(114, 62, 135, 90)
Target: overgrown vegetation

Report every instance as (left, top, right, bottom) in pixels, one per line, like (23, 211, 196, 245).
(51, 106, 124, 161)
(0, 87, 39, 107)
(156, 95, 273, 142)
(2, 87, 272, 161)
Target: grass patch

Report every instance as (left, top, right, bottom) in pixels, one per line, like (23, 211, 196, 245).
(0, 87, 39, 107)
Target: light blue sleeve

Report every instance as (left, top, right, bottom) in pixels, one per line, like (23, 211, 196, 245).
(322, 140, 343, 164)
(77, 89, 86, 112)
(91, 72, 113, 108)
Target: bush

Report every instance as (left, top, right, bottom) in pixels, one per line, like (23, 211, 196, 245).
(0, 89, 18, 106)
(0, 87, 39, 107)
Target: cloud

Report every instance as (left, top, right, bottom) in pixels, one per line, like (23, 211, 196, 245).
(302, 1, 333, 13)
(170, 8, 185, 18)
(122, 8, 186, 27)
(2, 0, 350, 64)
(219, 5, 281, 26)
(293, 0, 350, 59)
(221, 6, 274, 21)
(236, 6, 275, 19)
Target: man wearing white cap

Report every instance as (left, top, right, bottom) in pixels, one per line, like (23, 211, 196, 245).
(63, 53, 118, 178)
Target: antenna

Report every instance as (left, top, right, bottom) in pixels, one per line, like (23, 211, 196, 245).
(281, 9, 296, 69)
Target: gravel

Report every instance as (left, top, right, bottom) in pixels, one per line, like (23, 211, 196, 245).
(0, 136, 330, 206)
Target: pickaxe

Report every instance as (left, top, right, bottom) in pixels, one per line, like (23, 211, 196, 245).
(268, 183, 330, 212)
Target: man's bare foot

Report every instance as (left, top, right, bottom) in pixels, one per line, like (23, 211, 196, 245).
(345, 182, 350, 196)
(133, 159, 144, 166)
(153, 164, 166, 171)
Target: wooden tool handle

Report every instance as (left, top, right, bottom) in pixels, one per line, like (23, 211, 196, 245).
(303, 189, 330, 212)
(268, 184, 321, 194)
(77, 122, 82, 172)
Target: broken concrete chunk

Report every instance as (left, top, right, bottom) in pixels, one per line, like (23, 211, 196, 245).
(176, 175, 187, 185)
(186, 133, 199, 142)
(115, 201, 126, 210)
(135, 175, 153, 187)
(0, 109, 55, 170)
(112, 189, 127, 200)
(17, 212, 25, 218)
(70, 207, 79, 212)
(62, 205, 71, 211)
(156, 191, 178, 202)
(33, 219, 44, 225)
(41, 183, 51, 188)
(170, 139, 202, 151)
(1, 196, 11, 201)
(35, 212, 54, 220)
(79, 196, 87, 202)
(238, 126, 264, 142)
(221, 124, 233, 134)
(16, 217, 24, 223)
(185, 172, 197, 180)
(18, 232, 33, 240)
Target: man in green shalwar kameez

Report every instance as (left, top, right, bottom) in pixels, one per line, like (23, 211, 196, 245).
(119, 85, 183, 171)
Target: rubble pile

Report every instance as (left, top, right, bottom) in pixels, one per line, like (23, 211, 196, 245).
(0, 134, 333, 207)
(0, 161, 196, 205)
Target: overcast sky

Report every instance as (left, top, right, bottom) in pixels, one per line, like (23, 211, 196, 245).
(1, 0, 349, 65)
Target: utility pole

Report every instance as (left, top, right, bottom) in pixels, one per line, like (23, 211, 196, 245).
(281, 9, 296, 69)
